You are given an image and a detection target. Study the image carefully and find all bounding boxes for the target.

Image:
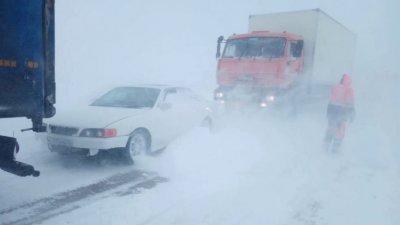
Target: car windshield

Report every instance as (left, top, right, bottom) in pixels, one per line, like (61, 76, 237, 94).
(91, 87, 160, 108)
(223, 37, 286, 58)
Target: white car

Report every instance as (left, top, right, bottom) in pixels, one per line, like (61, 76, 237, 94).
(46, 85, 212, 163)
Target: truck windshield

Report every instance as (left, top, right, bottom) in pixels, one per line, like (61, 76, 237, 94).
(223, 37, 286, 58)
(91, 87, 161, 108)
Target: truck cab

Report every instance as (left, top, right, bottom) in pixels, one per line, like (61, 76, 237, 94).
(215, 31, 304, 107)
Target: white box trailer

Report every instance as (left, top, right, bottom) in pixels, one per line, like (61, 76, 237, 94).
(249, 9, 356, 88)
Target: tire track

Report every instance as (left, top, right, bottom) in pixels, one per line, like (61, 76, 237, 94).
(1, 170, 168, 225)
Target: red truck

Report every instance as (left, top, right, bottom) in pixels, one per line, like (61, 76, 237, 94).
(214, 9, 356, 111)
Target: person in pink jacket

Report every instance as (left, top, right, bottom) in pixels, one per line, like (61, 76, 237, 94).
(324, 74, 355, 151)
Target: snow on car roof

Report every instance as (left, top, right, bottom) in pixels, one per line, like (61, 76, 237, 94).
(110, 84, 174, 89)
(118, 84, 188, 90)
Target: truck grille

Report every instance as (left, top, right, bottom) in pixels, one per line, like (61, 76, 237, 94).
(49, 125, 79, 136)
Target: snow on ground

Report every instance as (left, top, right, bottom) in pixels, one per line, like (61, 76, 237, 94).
(37, 116, 399, 225)
(1, 75, 399, 225)
(0, 77, 391, 225)
(0, 118, 136, 210)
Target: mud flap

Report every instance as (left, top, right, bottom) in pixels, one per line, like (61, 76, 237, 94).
(0, 160, 40, 177)
(0, 135, 40, 177)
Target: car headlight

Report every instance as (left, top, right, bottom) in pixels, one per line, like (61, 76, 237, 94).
(79, 128, 117, 138)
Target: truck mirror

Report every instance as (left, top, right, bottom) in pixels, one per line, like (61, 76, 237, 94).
(293, 40, 304, 58)
(216, 36, 224, 58)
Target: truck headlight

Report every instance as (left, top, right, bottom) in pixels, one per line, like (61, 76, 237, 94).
(266, 95, 275, 102)
(79, 128, 117, 138)
(215, 92, 224, 99)
(260, 102, 268, 108)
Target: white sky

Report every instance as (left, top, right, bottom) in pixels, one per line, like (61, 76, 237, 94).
(55, 0, 399, 104)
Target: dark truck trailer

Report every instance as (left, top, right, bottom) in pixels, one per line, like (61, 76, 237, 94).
(0, 0, 55, 176)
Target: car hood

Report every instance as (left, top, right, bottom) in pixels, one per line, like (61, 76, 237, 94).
(47, 105, 151, 128)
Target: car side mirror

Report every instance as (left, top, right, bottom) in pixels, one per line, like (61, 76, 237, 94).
(159, 102, 172, 111)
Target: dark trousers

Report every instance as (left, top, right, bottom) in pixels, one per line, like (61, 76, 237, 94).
(324, 104, 349, 143)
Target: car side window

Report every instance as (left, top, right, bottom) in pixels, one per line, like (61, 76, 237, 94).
(161, 88, 201, 111)
(178, 88, 201, 102)
(163, 88, 178, 103)
(164, 88, 195, 110)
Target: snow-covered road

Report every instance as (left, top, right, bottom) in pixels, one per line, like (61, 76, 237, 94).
(1, 86, 399, 225)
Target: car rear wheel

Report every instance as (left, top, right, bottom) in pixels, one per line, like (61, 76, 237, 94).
(122, 130, 150, 164)
(201, 117, 213, 131)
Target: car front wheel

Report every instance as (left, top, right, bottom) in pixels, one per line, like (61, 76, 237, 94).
(122, 130, 149, 164)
